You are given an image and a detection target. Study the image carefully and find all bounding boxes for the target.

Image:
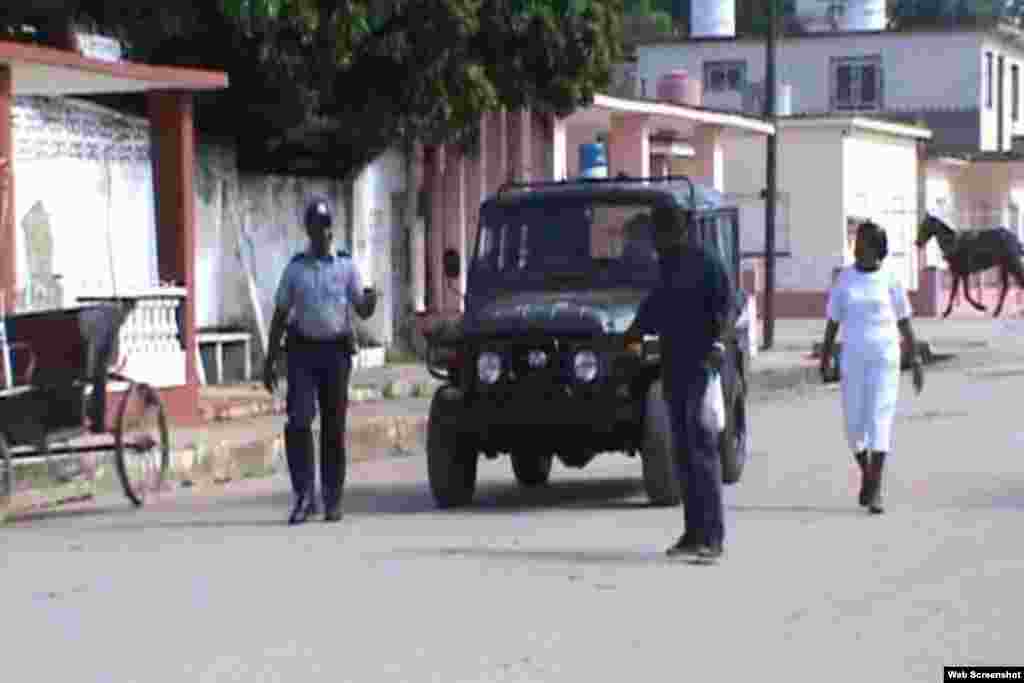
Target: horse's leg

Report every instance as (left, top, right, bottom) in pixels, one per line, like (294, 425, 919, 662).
(994, 266, 1010, 317)
(1014, 259, 1024, 288)
(943, 274, 961, 318)
(962, 271, 988, 311)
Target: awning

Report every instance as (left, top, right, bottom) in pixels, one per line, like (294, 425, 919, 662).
(563, 93, 776, 140)
(0, 41, 228, 96)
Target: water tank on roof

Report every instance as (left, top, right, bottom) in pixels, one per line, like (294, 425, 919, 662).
(690, 0, 736, 38)
(842, 0, 887, 31)
(657, 70, 702, 106)
(796, 0, 887, 32)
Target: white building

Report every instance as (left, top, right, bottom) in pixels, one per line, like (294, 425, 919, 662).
(627, 2, 1024, 316)
(636, 20, 1024, 155)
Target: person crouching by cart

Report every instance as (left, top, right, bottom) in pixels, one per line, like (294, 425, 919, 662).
(819, 220, 924, 514)
(263, 197, 377, 525)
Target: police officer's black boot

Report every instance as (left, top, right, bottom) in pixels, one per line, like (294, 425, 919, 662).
(285, 427, 318, 525)
(867, 452, 886, 515)
(854, 451, 870, 506)
(321, 424, 346, 523)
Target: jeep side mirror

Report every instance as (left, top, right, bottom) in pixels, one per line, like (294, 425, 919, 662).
(443, 249, 461, 279)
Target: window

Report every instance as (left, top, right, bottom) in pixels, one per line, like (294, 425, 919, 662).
(1013, 64, 1020, 121)
(830, 56, 883, 111)
(987, 52, 994, 109)
(473, 201, 663, 287)
(703, 60, 746, 94)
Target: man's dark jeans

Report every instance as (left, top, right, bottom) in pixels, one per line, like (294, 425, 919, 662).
(666, 369, 725, 548)
(284, 337, 353, 509)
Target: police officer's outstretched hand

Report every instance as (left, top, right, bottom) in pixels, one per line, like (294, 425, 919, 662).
(262, 357, 278, 394)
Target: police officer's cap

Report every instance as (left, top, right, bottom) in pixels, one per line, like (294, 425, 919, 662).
(304, 197, 333, 230)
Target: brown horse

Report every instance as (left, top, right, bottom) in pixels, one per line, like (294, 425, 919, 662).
(915, 214, 1024, 318)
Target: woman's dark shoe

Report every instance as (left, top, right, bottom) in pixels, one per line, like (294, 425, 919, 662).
(855, 451, 870, 506)
(324, 505, 343, 523)
(666, 532, 700, 558)
(692, 543, 724, 565)
(867, 452, 886, 515)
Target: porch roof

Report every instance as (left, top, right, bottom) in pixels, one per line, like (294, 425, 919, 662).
(563, 93, 775, 139)
(778, 114, 933, 140)
(0, 40, 229, 96)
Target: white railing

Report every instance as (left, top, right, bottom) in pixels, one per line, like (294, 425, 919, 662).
(77, 287, 187, 388)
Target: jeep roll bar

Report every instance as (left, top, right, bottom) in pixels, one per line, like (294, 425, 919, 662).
(496, 173, 697, 210)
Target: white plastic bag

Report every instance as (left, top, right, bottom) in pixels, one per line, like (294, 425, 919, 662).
(701, 371, 726, 433)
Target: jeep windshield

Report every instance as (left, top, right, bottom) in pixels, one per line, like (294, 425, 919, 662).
(471, 199, 670, 289)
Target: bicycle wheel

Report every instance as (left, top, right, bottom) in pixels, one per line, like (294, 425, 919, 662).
(114, 382, 169, 506)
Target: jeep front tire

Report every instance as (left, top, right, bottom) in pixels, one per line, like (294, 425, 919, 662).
(641, 380, 682, 506)
(427, 387, 478, 508)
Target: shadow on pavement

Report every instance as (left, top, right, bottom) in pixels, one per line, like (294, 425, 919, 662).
(387, 546, 673, 567)
(4, 473, 656, 529)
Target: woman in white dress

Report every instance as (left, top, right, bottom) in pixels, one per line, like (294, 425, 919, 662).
(820, 221, 924, 514)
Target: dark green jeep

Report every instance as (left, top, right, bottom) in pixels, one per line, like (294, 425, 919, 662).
(423, 175, 752, 508)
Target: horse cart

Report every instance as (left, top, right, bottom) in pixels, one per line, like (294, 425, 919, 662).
(0, 302, 170, 517)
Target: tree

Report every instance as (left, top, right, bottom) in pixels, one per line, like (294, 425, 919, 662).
(622, 0, 673, 33)
(887, 0, 1008, 29)
(26, 1, 623, 181)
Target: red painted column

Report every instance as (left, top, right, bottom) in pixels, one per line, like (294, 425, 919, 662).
(465, 119, 487, 270)
(608, 113, 651, 179)
(148, 91, 199, 423)
(507, 108, 532, 184)
(487, 110, 507, 194)
(429, 145, 446, 315)
(0, 67, 13, 314)
(443, 152, 465, 313)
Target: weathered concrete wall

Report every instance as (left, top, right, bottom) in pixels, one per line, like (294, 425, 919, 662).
(9, 95, 408, 359)
(194, 145, 405, 352)
(11, 96, 157, 311)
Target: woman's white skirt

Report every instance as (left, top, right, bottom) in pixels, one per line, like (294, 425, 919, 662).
(840, 346, 901, 453)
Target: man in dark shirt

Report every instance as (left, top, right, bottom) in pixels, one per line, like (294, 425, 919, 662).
(625, 209, 733, 564)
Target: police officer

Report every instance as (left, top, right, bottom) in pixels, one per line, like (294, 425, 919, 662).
(263, 196, 377, 525)
(624, 206, 733, 564)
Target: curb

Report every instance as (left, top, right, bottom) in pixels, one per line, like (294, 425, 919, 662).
(167, 414, 430, 490)
(200, 379, 441, 422)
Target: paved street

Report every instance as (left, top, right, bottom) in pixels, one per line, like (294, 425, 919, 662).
(4, 321, 1024, 682)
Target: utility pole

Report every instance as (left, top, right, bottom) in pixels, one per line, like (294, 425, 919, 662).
(762, 0, 779, 350)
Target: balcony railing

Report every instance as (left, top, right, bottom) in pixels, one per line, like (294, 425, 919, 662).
(77, 287, 187, 388)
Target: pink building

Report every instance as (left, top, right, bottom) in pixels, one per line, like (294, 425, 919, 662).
(415, 94, 773, 334)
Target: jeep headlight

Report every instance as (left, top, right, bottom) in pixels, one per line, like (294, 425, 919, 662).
(573, 350, 599, 383)
(477, 352, 502, 384)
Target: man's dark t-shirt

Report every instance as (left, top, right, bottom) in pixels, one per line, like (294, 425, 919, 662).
(631, 244, 732, 395)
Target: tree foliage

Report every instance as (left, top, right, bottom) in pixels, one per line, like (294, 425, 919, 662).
(0, 1, 624, 180)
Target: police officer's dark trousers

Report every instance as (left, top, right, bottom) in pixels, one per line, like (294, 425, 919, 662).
(284, 334, 353, 511)
(666, 369, 725, 548)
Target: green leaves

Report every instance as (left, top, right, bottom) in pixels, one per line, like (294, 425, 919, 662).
(38, 0, 622, 180)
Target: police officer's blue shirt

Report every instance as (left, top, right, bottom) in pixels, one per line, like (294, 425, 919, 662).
(632, 245, 732, 392)
(274, 248, 367, 340)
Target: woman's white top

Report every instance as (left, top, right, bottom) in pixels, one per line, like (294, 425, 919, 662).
(826, 266, 912, 360)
